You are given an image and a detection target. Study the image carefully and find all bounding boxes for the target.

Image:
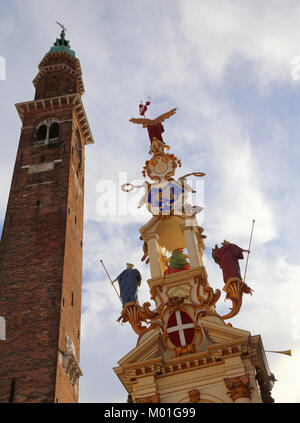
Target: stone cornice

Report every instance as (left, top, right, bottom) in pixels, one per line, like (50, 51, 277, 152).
(114, 329, 273, 402)
(114, 335, 254, 388)
(15, 93, 94, 145)
(38, 51, 82, 73)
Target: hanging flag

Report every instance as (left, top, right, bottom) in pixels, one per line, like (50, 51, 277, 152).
(139, 97, 151, 116)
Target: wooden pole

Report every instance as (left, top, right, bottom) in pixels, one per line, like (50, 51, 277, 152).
(243, 219, 255, 282)
(100, 259, 122, 304)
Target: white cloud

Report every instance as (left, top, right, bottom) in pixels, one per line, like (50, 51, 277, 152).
(270, 345, 300, 402)
(206, 110, 277, 244)
(180, 0, 300, 85)
(231, 252, 300, 403)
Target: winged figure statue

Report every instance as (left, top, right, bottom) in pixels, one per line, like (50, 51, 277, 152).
(129, 108, 177, 144)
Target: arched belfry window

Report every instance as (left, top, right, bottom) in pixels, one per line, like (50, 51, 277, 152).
(33, 118, 60, 147)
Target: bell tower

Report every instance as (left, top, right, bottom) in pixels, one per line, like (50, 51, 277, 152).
(0, 26, 93, 403)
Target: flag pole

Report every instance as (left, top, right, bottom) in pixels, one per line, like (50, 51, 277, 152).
(100, 259, 122, 304)
(243, 219, 255, 283)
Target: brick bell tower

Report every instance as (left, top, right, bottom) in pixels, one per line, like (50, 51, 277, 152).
(0, 26, 94, 403)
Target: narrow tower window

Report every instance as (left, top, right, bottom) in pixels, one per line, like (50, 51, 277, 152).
(75, 129, 82, 169)
(9, 379, 16, 403)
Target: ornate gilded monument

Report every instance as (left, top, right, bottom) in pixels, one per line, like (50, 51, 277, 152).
(112, 102, 275, 403)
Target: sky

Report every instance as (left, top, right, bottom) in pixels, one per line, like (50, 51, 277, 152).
(0, 0, 300, 403)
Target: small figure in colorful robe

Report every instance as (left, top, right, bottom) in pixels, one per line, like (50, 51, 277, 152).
(212, 240, 250, 283)
(164, 248, 190, 275)
(112, 263, 142, 308)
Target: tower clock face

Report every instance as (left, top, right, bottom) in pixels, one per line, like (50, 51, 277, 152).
(146, 180, 185, 215)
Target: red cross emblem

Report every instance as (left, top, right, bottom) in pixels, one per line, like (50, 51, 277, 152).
(167, 310, 195, 347)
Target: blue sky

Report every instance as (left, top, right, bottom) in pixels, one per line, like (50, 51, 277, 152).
(1, 0, 300, 402)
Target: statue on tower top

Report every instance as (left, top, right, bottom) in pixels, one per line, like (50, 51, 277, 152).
(56, 21, 67, 35)
(129, 99, 177, 146)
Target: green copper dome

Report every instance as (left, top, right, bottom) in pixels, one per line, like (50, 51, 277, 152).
(49, 29, 75, 57)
